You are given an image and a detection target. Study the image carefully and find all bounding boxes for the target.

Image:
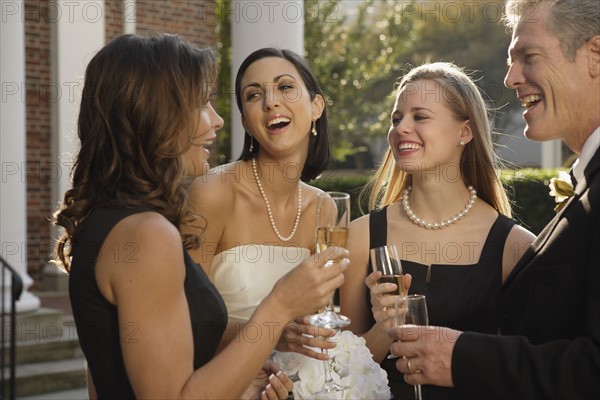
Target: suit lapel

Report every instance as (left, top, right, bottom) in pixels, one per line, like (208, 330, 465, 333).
(504, 196, 573, 286)
(504, 148, 600, 286)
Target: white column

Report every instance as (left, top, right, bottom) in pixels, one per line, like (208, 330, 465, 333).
(48, 1, 105, 273)
(541, 141, 562, 168)
(230, 0, 304, 160)
(1, 0, 41, 313)
(123, 0, 136, 34)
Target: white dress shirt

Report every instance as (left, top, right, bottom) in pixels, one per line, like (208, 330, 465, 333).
(572, 126, 600, 185)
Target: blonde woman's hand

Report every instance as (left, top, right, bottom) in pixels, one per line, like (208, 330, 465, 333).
(365, 271, 412, 329)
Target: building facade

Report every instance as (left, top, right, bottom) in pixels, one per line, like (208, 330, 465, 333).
(2, 0, 304, 313)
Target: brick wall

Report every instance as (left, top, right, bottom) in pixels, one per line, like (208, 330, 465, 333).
(104, 0, 216, 46)
(105, 0, 124, 41)
(136, 0, 216, 46)
(24, 0, 217, 286)
(24, 0, 52, 286)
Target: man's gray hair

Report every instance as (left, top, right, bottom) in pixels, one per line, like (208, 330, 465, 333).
(504, 0, 600, 60)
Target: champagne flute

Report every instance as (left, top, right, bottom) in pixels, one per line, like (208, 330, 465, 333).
(370, 244, 404, 296)
(309, 191, 351, 396)
(309, 191, 351, 328)
(394, 294, 428, 400)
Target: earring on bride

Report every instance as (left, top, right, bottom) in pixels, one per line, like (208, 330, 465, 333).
(311, 121, 318, 136)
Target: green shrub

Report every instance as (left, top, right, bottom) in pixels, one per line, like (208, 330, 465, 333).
(311, 169, 563, 235)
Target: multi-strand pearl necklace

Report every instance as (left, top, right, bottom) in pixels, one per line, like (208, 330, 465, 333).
(252, 158, 302, 242)
(402, 185, 477, 230)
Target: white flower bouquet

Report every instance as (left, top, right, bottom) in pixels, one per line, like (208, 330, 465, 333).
(273, 331, 392, 400)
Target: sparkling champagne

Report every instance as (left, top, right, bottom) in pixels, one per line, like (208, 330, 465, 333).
(315, 226, 348, 252)
(376, 274, 404, 296)
(315, 226, 348, 314)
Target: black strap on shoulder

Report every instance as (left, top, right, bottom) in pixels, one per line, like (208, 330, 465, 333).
(369, 206, 388, 249)
(368, 206, 388, 274)
(479, 214, 517, 265)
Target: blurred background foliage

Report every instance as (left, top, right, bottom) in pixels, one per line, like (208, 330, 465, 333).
(304, 0, 513, 169)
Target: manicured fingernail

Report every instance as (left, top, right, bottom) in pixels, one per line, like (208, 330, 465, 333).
(269, 373, 275, 380)
(262, 390, 266, 397)
(276, 370, 284, 377)
(266, 384, 272, 391)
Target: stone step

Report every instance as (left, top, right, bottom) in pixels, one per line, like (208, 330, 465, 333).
(2, 306, 87, 398)
(3, 312, 80, 365)
(2, 308, 65, 343)
(17, 387, 88, 400)
(3, 328, 81, 366)
(3, 357, 87, 398)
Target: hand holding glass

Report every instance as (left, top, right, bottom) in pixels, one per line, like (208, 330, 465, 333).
(309, 191, 351, 396)
(370, 244, 404, 296)
(394, 294, 428, 400)
(309, 191, 351, 328)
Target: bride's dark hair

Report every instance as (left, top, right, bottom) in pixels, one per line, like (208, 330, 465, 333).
(53, 34, 218, 272)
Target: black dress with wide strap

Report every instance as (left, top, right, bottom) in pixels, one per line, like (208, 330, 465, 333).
(70, 207, 227, 399)
(367, 206, 515, 400)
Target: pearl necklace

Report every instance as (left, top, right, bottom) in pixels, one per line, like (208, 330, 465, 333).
(252, 158, 302, 242)
(402, 185, 477, 230)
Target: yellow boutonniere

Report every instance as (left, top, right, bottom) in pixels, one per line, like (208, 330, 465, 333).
(548, 171, 574, 212)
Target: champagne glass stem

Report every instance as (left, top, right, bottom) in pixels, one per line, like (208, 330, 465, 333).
(415, 383, 423, 400)
(321, 349, 334, 385)
(326, 295, 335, 312)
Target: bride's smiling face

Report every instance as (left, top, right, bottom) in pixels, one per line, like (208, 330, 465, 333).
(239, 57, 323, 158)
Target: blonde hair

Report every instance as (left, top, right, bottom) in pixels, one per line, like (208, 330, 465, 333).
(364, 62, 511, 217)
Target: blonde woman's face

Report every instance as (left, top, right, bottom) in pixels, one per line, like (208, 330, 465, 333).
(387, 80, 471, 176)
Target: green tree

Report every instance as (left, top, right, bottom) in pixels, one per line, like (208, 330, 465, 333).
(407, 1, 514, 124)
(305, 0, 419, 168)
(214, 0, 232, 163)
(305, 0, 514, 168)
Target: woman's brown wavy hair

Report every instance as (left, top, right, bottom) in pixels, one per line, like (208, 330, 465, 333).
(53, 34, 218, 272)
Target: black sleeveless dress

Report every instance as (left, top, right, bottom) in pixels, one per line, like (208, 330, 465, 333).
(70, 207, 227, 399)
(367, 206, 515, 400)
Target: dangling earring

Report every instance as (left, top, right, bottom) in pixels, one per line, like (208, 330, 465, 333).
(311, 121, 318, 136)
(459, 140, 465, 146)
(249, 136, 254, 152)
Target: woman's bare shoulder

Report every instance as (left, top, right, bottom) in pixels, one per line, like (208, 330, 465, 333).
(187, 162, 247, 210)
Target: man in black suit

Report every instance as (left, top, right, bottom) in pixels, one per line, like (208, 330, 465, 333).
(388, 0, 600, 398)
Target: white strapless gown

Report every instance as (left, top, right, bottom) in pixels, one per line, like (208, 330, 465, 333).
(210, 245, 310, 323)
(210, 244, 391, 399)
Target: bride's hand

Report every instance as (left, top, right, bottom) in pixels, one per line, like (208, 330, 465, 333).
(365, 271, 412, 329)
(241, 360, 293, 400)
(276, 319, 336, 360)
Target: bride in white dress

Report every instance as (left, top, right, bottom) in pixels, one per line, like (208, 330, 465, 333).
(185, 47, 337, 360)
(185, 48, 390, 399)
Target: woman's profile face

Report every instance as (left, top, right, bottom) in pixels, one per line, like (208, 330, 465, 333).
(182, 101, 224, 177)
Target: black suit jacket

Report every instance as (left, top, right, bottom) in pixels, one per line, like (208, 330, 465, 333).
(452, 147, 600, 400)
